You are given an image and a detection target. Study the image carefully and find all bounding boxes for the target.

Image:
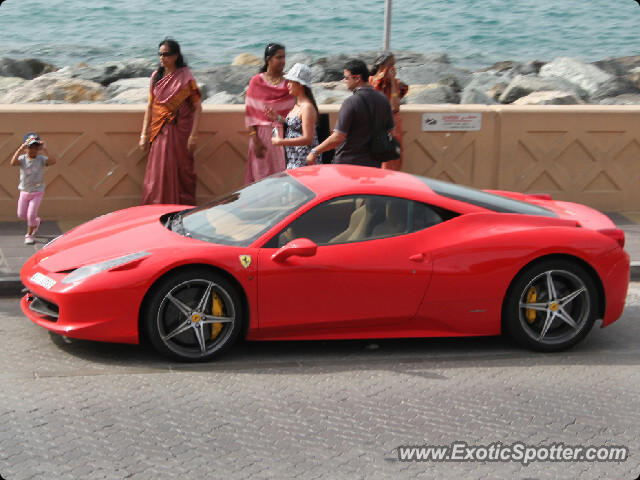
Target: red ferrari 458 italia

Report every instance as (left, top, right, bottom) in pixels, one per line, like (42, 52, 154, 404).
(21, 165, 629, 361)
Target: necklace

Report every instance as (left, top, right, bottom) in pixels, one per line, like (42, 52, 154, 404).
(264, 72, 283, 85)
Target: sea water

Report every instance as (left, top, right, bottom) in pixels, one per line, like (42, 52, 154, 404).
(1, 0, 639, 69)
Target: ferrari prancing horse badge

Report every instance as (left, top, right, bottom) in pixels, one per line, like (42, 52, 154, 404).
(239, 255, 252, 269)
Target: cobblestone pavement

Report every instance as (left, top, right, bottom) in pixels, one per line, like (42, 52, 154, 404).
(1, 286, 640, 480)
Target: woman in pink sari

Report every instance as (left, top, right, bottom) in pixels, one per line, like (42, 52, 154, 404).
(139, 38, 202, 205)
(244, 43, 295, 184)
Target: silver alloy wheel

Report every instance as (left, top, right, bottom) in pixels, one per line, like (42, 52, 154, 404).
(156, 278, 236, 359)
(517, 269, 590, 346)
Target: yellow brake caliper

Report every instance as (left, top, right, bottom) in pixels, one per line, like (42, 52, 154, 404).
(210, 292, 224, 339)
(525, 286, 537, 324)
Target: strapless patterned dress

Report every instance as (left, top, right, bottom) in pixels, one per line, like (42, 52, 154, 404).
(284, 114, 320, 168)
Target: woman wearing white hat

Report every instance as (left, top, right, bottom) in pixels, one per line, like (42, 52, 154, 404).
(267, 63, 321, 167)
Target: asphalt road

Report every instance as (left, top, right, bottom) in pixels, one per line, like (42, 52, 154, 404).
(1, 285, 640, 480)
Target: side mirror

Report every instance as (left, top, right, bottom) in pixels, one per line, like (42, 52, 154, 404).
(271, 238, 318, 262)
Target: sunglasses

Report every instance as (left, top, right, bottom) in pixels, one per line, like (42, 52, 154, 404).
(158, 51, 175, 57)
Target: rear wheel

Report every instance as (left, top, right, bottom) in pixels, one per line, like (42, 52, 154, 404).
(144, 269, 242, 361)
(503, 259, 598, 352)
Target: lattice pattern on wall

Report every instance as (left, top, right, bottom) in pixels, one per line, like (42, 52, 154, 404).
(3, 106, 640, 219)
(0, 108, 249, 220)
(498, 111, 640, 209)
(401, 111, 498, 189)
(193, 128, 247, 204)
(404, 132, 476, 184)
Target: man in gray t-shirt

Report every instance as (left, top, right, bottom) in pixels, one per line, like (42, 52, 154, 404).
(306, 59, 394, 167)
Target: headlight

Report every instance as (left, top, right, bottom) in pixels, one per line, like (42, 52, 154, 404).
(61, 251, 151, 284)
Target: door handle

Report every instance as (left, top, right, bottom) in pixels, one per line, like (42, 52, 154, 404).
(409, 253, 425, 262)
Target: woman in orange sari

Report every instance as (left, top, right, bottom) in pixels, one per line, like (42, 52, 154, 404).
(370, 53, 408, 171)
(139, 38, 202, 205)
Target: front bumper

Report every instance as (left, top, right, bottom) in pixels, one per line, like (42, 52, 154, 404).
(21, 270, 145, 344)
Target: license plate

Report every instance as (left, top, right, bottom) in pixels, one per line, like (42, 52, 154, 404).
(30, 272, 56, 290)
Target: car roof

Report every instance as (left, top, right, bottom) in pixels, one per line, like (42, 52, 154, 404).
(286, 165, 557, 218)
(286, 165, 432, 200)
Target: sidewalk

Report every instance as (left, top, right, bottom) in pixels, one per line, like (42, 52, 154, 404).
(0, 220, 65, 296)
(2, 214, 640, 297)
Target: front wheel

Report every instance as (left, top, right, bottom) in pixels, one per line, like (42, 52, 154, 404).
(503, 259, 599, 352)
(144, 269, 243, 361)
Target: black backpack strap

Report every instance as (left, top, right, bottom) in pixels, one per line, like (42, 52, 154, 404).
(354, 89, 378, 143)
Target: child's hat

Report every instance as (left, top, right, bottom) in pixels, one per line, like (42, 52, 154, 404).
(23, 132, 41, 146)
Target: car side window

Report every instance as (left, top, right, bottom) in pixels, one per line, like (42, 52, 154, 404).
(410, 202, 442, 232)
(370, 197, 410, 238)
(263, 195, 379, 247)
(263, 196, 459, 248)
(303, 196, 368, 245)
(368, 199, 456, 238)
(409, 202, 461, 233)
(263, 196, 356, 247)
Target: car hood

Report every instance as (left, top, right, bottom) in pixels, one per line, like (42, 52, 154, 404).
(34, 205, 188, 272)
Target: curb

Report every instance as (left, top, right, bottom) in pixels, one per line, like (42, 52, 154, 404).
(0, 275, 23, 297)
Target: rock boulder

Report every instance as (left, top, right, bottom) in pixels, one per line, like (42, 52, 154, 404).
(404, 84, 459, 104)
(599, 94, 640, 105)
(203, 91, 245, 105)
(57, 59, 156, 86)
(0, 75, 105, 103)
(396, 64, 471, 91)
(311, 82, 351, 105)
(0, 57, 57, 79)
(463, 71, 511, 99)
(460, 88, 498, 104)
(499, 74, 587, 103)
(512, 91, 584, 105)
(589, 77, 639, 101)
(539, 57, 613, 97)
(105, 88, 149, 104)
(232, 53, 262, 66)
(105, 77, 150, 98)
(593, 55, 640, 77)
(193, 65, 256, 96)
(0, 77, 26, 98)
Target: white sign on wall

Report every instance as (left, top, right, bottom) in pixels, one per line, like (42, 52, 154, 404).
(421, 113, 482, 131)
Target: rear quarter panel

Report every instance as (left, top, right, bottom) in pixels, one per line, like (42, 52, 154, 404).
(411, 213, 626, 336)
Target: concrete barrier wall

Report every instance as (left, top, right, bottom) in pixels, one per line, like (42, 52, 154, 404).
(1, 104, 639, 221)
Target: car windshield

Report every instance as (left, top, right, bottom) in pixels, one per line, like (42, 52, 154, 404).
(418, 177, 557, 217)
(179, 174, 314, 246)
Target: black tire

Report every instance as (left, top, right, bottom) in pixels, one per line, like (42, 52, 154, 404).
(144, 268, 243, 361)
(503, 259, 599, 352)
